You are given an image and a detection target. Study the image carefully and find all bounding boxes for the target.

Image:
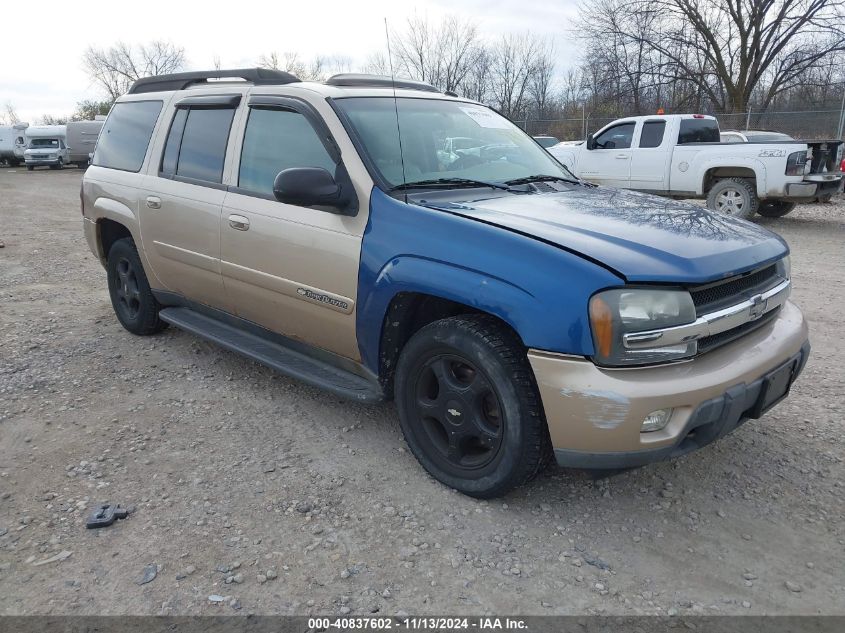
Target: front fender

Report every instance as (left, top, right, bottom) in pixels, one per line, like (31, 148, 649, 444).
(356, 188, 623, 373)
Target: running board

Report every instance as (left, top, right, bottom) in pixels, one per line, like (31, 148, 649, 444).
(158, 307, 383, 403)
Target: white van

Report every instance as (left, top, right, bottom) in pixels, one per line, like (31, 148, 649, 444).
(0, 123, 29, 166)
(66, 117, 105, 167)
(24, 124, 68, 170)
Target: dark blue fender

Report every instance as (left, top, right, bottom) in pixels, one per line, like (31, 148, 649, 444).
(356, 188, 623, 373)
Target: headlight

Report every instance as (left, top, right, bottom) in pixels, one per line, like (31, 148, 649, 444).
(589, 288, 697, 366)
(776, 255, 790, 280)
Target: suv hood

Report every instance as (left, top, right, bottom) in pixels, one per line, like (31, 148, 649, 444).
(417, 186, 788, 283)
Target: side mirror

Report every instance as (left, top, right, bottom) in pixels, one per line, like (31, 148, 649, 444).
(273, 167, 350, 211)
(586, 135, 596, 150)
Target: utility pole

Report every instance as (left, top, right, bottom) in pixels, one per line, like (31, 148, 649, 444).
(746, 107, 752, 130)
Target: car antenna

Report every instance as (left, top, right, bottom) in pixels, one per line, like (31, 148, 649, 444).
(384, 18, 408, 199)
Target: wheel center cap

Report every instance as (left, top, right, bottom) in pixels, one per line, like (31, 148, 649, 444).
(445, 401, 464, 425)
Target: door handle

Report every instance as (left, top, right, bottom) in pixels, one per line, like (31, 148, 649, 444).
(228, 214, 250, 231)
(145, 196, 161, 209)
(615, 154, 629, 160)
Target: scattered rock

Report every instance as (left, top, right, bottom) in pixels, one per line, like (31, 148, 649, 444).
(785, 581, 803, 593)
(136, 564, 158, 585)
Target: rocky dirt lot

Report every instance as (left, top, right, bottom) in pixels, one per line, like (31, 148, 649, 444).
(1, 167, 843, 616)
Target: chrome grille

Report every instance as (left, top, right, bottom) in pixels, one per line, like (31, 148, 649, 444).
(691, 264, 781, 315)
(697, 307, 781, 354)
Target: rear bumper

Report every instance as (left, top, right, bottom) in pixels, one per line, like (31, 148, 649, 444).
(528, 301, 809, 469)
(784, 175, 842, 198)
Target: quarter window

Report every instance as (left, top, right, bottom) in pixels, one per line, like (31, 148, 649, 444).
(238, 107, 336, 196)
(160, 107, 236, 184)
(93, 100, 163, 172)
(639, 121, 665, 148)
(593, 123, 635, 150)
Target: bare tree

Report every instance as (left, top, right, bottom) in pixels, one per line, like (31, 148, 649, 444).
(391, 15, 484, 93)
(578, 0, 845, 113)
(363, 52, 392, 76)
(1, 102, 20, 125)
(257, 51, 336, 81)
(82, 41, 185, 101)
(489, 33, 541, 120)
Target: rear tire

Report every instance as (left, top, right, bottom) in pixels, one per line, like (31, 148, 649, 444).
(107, 237, 167, 335)
(706, 178, 758, 220)
(26, 165, 33, 171)
(394, 315, 551, 498)
(757, 200, 796, 218)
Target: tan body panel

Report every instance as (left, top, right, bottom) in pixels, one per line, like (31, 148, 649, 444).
(529, 301, 808, 454)
(83, 165, 165, 290)
(139, 175, 231, 312)
(217, 85, 373, 361)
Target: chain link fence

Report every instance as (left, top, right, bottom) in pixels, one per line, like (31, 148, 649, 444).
(519, 109, 845, 142)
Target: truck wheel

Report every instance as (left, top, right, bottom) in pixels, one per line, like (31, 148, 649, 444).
(107, 237, 167, 336)
(758, 200, 796, 218)
(816, 194, 832, 203)
(706, 178, 758, 220)
(26, 165, 33, 171)
(50, 159, 63, 170)
(394, 315, 551, 498)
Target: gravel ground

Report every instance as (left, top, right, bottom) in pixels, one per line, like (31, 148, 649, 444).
(1, 167, 843, 616)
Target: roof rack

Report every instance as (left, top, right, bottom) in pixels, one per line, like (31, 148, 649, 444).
(325, 73, 439, 93)
(128, 68, 300, 95)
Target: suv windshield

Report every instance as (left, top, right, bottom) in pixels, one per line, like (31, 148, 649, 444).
(335, 97, 575, 188)
(30, 138, 59, 147)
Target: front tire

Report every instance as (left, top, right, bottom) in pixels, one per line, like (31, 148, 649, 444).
(706, 178, 758, 220)
(394, 315, 550, 498)
(757, 200, 796, 218)
(107, 237, 167, 335)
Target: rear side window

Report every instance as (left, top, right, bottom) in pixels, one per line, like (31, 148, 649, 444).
(238, 107, 336, 196)
(161, 107, 236, 184)
(93, 100, 163, 172)
(639, 121, 665, 148)
(678, 119, 720, 144)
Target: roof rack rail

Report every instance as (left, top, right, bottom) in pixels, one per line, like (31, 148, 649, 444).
(128, 68, 300, 95)
(325, 73, 439, 93)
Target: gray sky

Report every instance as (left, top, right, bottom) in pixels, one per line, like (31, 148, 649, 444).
(0, 0, 579, 122)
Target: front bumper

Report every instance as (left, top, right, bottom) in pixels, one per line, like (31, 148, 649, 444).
(528, 301, 809, 469)
(25, 158, 61, 166)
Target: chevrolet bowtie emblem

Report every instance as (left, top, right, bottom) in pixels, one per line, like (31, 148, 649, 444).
(447, 408, 461, 417)
(748, 294, 767, 320)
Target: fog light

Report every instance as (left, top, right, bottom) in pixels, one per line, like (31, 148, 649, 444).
(641, 408, 673, 433)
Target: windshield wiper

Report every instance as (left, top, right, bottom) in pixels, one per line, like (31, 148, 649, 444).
(504, 174, 581, 186)
(390, 177, 515, 192)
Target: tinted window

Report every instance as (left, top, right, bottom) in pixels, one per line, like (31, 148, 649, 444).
(594, 123, 635, 149)
(173, 108, 235, 183)
(93, 100, 162, 172)
(160, 108, 187, 176)
(238, 108, 336, 196)
(639, 121, 665, 148)
(678, 119, 720, 144)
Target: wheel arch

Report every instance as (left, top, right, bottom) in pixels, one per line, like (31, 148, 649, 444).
(377, 290, 523, 397)
(700, 160, 765, 195)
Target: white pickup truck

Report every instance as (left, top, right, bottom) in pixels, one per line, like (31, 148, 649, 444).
(549, 114, 843, 219)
